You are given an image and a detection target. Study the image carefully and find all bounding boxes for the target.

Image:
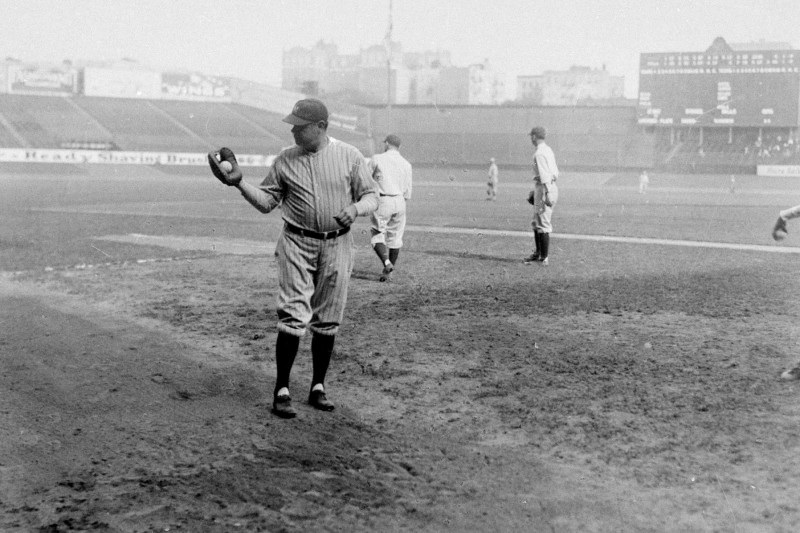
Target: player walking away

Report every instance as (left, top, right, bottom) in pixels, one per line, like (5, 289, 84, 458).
(524, 126, 559, 266)
(369, 134, 412, 282)
(207, 98, 379, 419)
(486, 157, 499, 200)
(729, 175, 736, 194)
(639, 170, 649, 194)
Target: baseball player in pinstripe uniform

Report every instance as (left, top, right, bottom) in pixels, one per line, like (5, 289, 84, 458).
(524, 126, 559, 266)
(210, 98, 379, 418)
(369, 134, 412, 282)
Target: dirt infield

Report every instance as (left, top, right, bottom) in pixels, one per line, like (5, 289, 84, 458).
(3, 167, 800, 531)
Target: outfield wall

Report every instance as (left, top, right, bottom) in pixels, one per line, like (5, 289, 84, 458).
(366, 105, 654, 170)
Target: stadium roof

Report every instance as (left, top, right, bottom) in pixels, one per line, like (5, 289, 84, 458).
(706, 37, 794, 54)
(728, 40, 794, 51)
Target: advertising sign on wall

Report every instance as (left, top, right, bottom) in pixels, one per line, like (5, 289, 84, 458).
(83, 67, 162, 99)
(161, 72, 231, 101)
(7, 63, 77, 95)
(0, 148, 273, 167)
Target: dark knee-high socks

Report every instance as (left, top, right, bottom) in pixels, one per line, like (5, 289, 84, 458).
(373, 243, 389, 264)
(388, 248, 399, 266)
(274, 331, 300, 396)
(540, 233, 550, 259)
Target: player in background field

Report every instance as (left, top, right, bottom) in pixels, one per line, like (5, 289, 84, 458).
(524, 126, 559, 266)
(639, 170, 649, 194)
(486, 157, 499, 200)
(369, 134, 413, 282)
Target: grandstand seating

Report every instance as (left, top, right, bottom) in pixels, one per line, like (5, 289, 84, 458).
(0, 92, 794, 172)
(0, 93, 370, 156)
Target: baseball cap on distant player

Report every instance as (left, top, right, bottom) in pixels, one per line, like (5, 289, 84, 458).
(384, 134, 402, 147)
(283, 99, 329, 126)
(529, 126, 547, 139)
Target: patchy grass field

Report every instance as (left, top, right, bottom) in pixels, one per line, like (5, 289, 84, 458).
(2, 164, 800, 532)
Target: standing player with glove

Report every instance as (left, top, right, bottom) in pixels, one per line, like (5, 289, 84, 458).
(524, 126, 559, 266)
(486, 157, 498, 200)
(208, 98, 379, 419)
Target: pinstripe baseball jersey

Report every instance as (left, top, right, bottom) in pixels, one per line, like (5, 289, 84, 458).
(371, 149, 413, 199)
(255, 137, 379, 232)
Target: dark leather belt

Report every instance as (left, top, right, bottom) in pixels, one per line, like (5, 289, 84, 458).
(285, 223, 350, 240)
(380, 193, 401, 197)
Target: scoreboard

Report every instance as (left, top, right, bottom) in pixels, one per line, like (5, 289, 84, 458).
(638, 49, 800, 128)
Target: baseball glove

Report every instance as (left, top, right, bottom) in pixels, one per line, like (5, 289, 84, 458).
(208, 147, 242, 186)
(526, 190, 536, 205)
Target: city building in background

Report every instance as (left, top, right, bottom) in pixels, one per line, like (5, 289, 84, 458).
(281, 40, 505, 105)
(517, 65, 625, 105)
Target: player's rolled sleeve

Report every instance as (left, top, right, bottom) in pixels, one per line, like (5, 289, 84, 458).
(236, 163, 282, 213)
(351, 156, 379, 216)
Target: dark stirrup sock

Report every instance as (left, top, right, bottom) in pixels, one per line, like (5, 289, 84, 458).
(388, 247, 399, 266)
(311, 333, 336, 387)
(373, 243, 389, 264)
(274, 331, 300, 396)
(540, 233, 550, 259)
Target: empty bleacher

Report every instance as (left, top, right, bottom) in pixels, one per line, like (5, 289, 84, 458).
(0, 93, 369, 157)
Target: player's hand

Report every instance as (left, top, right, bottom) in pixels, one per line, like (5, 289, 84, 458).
(334, 205, 358, 227)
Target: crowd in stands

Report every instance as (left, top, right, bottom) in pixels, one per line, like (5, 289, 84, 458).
(751, 133, 800, 164)
(655, 128, 800, 168)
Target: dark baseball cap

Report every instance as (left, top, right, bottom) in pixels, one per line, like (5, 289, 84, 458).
(529, 126, 547, 139)
(384, 134, 401, 147)
(283, 98, 329, 126)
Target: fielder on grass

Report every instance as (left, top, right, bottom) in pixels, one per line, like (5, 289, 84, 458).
(524, 126, 559, 266)
(208, 98, 379, 419)
(487, 157, 499, 200)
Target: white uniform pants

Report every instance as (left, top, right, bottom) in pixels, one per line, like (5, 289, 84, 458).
(370, 195, 407, 248)
(532, 182, 558, 233)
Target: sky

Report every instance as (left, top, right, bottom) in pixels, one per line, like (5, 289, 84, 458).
(1, 0, 798, 99)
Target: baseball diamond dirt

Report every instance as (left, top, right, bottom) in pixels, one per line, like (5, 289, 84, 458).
(2, 164, 800, 532)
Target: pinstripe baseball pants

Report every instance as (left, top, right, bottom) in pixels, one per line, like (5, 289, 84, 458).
(275, 228, 355, 337)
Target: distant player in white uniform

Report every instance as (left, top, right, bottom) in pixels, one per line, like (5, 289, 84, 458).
(639, 170, 649, 194)
(524, 126, 559, 266)
(486, 157, 498, 200)
(370, 134, 412, 282)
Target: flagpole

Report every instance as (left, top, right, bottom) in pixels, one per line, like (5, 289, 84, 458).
(386, 0, 393, 111)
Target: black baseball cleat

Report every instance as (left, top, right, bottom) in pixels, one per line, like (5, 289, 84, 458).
(379, 261, 394, 282)
(272, 394, 297, 419)
(308, 389, 335, 411)
(523, 253, 540, 264)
